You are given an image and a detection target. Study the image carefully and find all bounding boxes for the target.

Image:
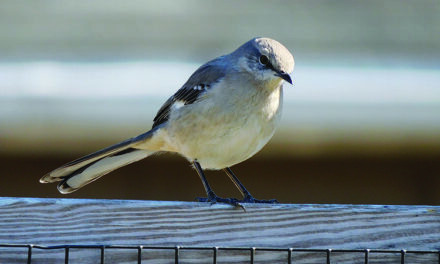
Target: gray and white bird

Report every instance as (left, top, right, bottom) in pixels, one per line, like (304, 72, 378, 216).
(40, 37, 294, 205)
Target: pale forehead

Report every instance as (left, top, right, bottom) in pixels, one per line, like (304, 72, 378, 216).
(253, 38, 294, 70)
(255, 38, 281, 52)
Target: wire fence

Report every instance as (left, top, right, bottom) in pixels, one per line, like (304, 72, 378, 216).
(0, 244, 439, 264)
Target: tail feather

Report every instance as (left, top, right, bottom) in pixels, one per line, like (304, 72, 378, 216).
(40, 127, 160, 193)
(40, 138, 136, 183)
(57, 148, 153, 194)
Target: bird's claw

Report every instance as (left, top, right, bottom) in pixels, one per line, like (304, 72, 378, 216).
(241, 196, 279, 204)
(195, 196, 246, 210)
(195, 194, 278, 211)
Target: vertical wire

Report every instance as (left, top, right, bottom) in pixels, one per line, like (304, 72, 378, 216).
(27, 245, 33, 264)
(137, 246, 143, 264)
(213, 247, 218, 264)
(326, 249, 332, 264)
(65, 246, 69, 264)
(288, 248, 293, 264)
(250, 247, 256, 264)
(174, 246, 180, 264)
(100, 246, 105, 264)
(364, 249, 370, 264)
(400, 249, 406, 264)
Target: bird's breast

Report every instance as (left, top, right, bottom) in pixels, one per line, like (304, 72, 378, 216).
(165, 82, 283, 169)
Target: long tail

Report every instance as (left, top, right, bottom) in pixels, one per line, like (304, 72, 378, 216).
(40, 128, 158, 194)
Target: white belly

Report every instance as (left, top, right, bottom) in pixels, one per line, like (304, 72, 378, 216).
(164, 83, 284, 169)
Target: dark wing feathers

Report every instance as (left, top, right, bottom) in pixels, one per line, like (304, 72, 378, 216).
(152, 58, 227, 128)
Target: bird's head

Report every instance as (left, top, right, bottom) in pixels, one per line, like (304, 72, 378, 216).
(233, 37, 294, 86)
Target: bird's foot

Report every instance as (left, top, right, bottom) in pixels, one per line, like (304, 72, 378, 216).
(195, 194, 279, 211)
(240, 195, 279, 204)
(195, 192, 245, 209)
(195, 196, 240, 205)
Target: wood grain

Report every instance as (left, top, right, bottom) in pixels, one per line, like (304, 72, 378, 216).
(0, 197, 439, 263)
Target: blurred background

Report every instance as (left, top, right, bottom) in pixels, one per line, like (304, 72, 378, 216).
(1, 0, 439, 205)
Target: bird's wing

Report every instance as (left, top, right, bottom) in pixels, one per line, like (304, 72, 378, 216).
(152, 57, 227, 128)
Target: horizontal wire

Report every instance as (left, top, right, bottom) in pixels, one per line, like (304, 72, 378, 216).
(0, 243, 438, 255)
(1, 244, 438, 264)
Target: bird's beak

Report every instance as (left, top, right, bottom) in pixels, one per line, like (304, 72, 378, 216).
(275, 71, 293, 84)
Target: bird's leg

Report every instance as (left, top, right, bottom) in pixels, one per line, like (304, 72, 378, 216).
(223, 167, 279, 204)
(193, 161, 241, 206)
(193, 161, 216, 201)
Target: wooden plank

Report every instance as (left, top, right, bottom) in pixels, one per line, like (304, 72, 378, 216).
(0, 197, 439, 263)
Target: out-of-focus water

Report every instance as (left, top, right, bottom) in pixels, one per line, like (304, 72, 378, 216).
(1, 0, 439, 67)
(1, 0, 439, 149)
(1, 62, 439, 148)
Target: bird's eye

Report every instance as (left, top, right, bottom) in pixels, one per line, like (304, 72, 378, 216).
(259, 55, 269, 66)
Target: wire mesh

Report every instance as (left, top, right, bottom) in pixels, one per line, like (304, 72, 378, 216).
(0, 244, 439, 264)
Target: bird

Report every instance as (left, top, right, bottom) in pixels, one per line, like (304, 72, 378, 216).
(40, 37, 294, 205)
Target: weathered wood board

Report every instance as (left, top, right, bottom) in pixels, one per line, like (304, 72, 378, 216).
(0, 197, 439, 263)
